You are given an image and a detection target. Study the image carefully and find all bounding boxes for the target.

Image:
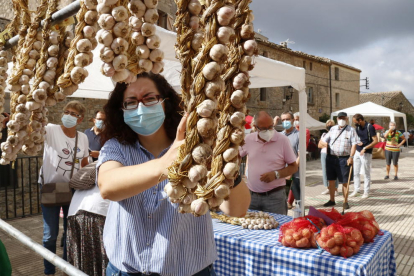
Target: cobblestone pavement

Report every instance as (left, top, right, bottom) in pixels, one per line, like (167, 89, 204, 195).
(1, 148, 413, 275)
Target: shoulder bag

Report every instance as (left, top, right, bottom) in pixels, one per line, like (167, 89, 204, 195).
(40, 132, 78, 207)
(69, 161, 97, 190)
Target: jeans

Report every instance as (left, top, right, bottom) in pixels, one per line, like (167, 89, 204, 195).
(41, 204, 69, 274)
(353, 151, 372, 194)
(321, 152, 338, 188)
(106, 262, 216, 276)
(249, 187, 287, 215)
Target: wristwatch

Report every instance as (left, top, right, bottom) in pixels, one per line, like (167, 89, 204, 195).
(274, 171, 280, 179)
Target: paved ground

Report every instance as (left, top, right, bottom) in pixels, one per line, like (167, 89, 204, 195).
(1, 147, 413, 276)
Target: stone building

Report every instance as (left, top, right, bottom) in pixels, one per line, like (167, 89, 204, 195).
(360, 91, 414, 130)
(249, 34, 362, 121)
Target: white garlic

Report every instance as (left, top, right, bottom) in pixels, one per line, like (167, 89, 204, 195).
(229, 111, 245, 127)
(191, 198, 209, 217)
(188, 0, 201, 16)
(202, 62, 221, 81)
(84, 0, 98, 10)
(217, 5, 236, 26)
(25, 59, 37, 69)
(128, 0, 146, 15)
(191, 32, 204, 51)
(141, 23, 156, 37)
(189, 16, 199, 31)
(139, 59, 153, 72)
(164, 182, 186, 200)
(97, 29, 114, 47)
(70, 67, 88, 84)
(196, 99, 216, 118)
(223, 147, 238, 163)
(209, 44, 228, 64)
(144, 0, 157, 9)
(98, 14, 116, 30)
(102, 0, 117, 7)
(240, 55, 254, 71)
(208, 197, 224, 208)
(43, 70, 57, 84)
(214, 184, 230, 199)
(192, 143, 212, 165)
(46, 57, 58, 68)
(129, 17, 143, 31)
(111, 69, 130, 83)
(74, 53, 90, 67)
(146, 34, 160, 49)
(76, 39, 92, 53)
(149, 49, 163, 62)
(205, 78, 225, 100)
(111, 38, 129, 54)
(18, 75, 30, 85)
(112, 54, 128, 71)
(230, 90, 245, 109)
(243, 40, 258, 56)
(84, 10, 98, 25)
(182, 178, 198, 189)
(197, 118, 215, 138)
(112, 6, 128, 22)
(217, 26, 236, 44)
(188, 164, 208, 183)
(113, 21, 130, 38)
(131, 32, 145, 45)
(136, 45, 150, 59)
(144, 9, 158, 24)
(241, 23, 254, 40)
(29, 50, 40, 60)
(100, 47, 115, 63)
(54, 92, 66, 102)
(151, 61, 164, 74)
(97, 3, 111, 14)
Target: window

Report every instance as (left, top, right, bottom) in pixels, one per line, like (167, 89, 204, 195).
(335, 93, 340, 107)
(310, 62, 313, 71)
(335, 67, 339, 80)
(157, 10, 167, 28)
(303, 61, 306, 69)
(260, 88, 267, 101)
(307, 87, 313, 103)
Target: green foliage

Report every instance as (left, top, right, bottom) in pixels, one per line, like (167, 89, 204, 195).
(406, 113, 414, 127)
(319, 113, 330, 123)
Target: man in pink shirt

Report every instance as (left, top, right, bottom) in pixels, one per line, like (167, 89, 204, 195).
(240, 111, 298, 215)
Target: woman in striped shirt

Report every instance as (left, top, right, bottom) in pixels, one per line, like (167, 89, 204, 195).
(97, 73, 251, 276)
(384, 121, 406, 180)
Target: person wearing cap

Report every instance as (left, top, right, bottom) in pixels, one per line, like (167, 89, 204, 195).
(318, 111, 358, 209)
(84, 110, 106, 161)
(240, 111, 298, 215)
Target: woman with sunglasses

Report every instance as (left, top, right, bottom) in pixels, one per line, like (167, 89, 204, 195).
(97, 73, 250, 276)
(39, 101, 89, 276)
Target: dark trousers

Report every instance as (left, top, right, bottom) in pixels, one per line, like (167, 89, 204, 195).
(106, 262, 216, 276)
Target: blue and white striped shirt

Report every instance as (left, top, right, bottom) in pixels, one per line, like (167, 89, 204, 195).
(97, 138, 217, 276)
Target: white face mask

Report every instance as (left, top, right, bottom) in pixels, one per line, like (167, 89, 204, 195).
(294, 120, 299, 127)
(259, 129, 275, 142)
(389, 125, 395, 130)
(338, 119, 346, 127)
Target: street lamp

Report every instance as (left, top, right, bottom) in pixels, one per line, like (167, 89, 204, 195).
(283, 86, 294, 104)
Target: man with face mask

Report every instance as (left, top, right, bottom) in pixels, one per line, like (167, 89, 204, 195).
(239, 111, 298, 215)
(281, 111, 300, 209)
(39, 101, 90, 275)
(84, 110, 106, 161)
(350, 114, 378, 199)
(318, 112, 358, 209)
(293, 112, 310, 148)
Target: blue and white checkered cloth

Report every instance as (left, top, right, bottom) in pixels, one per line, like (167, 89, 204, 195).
(213, 214, 396, 276)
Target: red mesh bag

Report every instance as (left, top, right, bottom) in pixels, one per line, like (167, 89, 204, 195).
(278, 216, 324, 249)
(317, 208, 343, 222)
(316, 223, 363, 258)
(337, 211, 382, 243)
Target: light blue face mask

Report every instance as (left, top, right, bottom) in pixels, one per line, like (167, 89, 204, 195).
(123, 102, 165, 136)
(95, 119, 104, 129)
(61, 114, 78, 128)
(282, 120, 292, 130)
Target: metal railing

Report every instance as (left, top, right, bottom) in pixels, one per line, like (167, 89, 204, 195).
(0, 218, 88, 276)
(0, 156, 42, 220)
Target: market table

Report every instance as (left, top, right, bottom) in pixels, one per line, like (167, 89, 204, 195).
(212, 214, 396, 276)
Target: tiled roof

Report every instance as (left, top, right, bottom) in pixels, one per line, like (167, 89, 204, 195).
(360, 91, 402, 105)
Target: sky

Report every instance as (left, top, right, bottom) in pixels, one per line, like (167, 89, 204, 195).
(251, 0, 414, 105)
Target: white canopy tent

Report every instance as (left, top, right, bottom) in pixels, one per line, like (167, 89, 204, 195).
(331, 101, 407, 131)
(6, 26, 309, 215)
(276, 112, 326, 131)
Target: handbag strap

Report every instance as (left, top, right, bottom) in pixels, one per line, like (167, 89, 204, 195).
(70, 132, 78, 179)
(331, 125, 348, 146)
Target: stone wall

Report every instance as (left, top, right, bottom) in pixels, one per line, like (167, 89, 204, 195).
(331, 64, 361, 112)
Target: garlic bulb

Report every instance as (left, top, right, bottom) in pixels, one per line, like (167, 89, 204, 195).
(214, 184, 231, 199)
(70, 67, 88, 84)
(76, 39, 93, 53)
(243, 40, 258, 56)
(29, 50, 40, 60)
(188, 0, 202, 16)
(144, 0, 157, 8)
(139, 59, 153, 72)
(54, 92, 66, 102)
(18, 75, 30, 85)
(130, 17, 143, 31)
(223, 162, 238, 180)
(97, 29, 114, 47)
(141, 23, 156, 37)
(32, 89, 47, 103)
(197, 118, 216, 138)
(112, 54, 128, 71)
(209, 44, 228, 64)
(84, 0, 98, 10)
(205, 78, 225, 99)
(217, 26, 236, 44)
(111, 69, 130, 82)
(164, 182, 186, 200)
(46, 57, 59, 68)
(217, 5, 235, 26)
(136, 45, 150, 59)
(101, 63, 115, 77)
(74, 53, 90, 67)
(230, 90, 244, 109)
(113, 22, 130, 38)
(144, 9, 159, 24)
(151, 61, 164, 74)
(128, 0, 146, 15)
(98, 14, 116, 30)
(149, 49, 164, 62)
(196, 99, 216, 118)
(230, 128, 244, 145)
(85, 10, 98, 25)
(43, 70, 57, 84)
(191, 32, 204, 51)
(111, 38, 129, 54)
(202, 62, 221, 81)
(38, 81, 50, 90)
(97, 3, 111, 14)
(223, 147, 239, 163)
(208, 197, 224, 208)
(100, 47, 115, 63)
(189, 16, 200, 31)
(182, 178, 198, 189)
(62, 84, 79, 96)
(240, 55, 254, 71)
(192, 143, 213, 165)
(229, 111, 245, 127)
(112, 6, 129, 22)
(233, 73, 248, 89)
(188, 165, 208, 183)
(191, 198, 209, 216)
(241, 23, 254, 40)
(131, 32, 146, 45)
(146, 34, 160, 49)
(25, 59, 37, 69)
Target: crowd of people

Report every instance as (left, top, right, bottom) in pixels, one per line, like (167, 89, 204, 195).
(31, 71, 409, 276)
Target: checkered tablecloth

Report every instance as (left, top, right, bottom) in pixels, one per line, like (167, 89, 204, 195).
(212, 214, 396, 276)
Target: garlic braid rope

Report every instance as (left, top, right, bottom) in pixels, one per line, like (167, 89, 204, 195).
(21, 0, 58, 156)
(166, 0, 231, 216)
(207, 0, 257, 194)
(0, 50, 8, 141)
(97, 0, 133, 83)
(57, 0, 98, 97)
(47, 28, 74, 104)
(1, 0, 49, 165)
(173, 0, 204, 107)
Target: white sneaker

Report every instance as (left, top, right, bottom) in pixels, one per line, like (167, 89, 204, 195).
(349, 190, 359, 197)
(321, 189, 330, 195)
(361, 193, 369, 199)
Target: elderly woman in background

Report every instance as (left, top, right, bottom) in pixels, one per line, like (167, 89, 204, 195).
(319, 119, 339, 195)
(384, 121, 405, 180)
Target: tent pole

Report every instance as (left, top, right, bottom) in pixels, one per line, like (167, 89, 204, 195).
(4, 0, 81, 50)
(298, 89, 307, 216)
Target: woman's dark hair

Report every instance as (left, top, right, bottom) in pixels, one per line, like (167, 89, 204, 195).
(100, 72, 182, 145)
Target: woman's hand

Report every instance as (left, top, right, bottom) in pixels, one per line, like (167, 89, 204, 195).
(159, 113, 187, 176)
